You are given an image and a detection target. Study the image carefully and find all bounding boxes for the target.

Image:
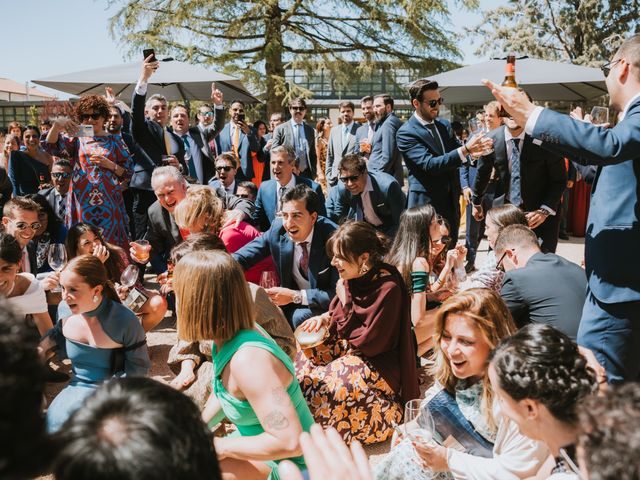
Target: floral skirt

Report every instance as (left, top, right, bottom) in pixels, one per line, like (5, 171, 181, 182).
(295, 337, 402, 445)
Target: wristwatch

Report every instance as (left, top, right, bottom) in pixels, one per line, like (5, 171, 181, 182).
(292, 291, 303, 304)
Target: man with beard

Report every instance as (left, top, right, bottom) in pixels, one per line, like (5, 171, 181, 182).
(215, 100, 259, 181)
(354, 96, 376, 160)
(38, 158, 72, 223)
(272, 98, 318, 179)
(367, 94, 404, 186)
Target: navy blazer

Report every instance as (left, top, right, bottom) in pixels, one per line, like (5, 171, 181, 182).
(253, 175, 326, 231)
(8, 150, 50, 196)
(530, 99, 640, 303)
(232, 216, 339, 310)
(368, 113, 404, 186)
(215, 122, 259, 180)
(397, 115, 462, 210)
(325, 171, 405, 238)
(130, 91, 186, 191)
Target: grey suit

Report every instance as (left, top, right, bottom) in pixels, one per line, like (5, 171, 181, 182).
(325, 122, 360, 186)
(272, 121, 317, 179)
(368, 113, 404, 186)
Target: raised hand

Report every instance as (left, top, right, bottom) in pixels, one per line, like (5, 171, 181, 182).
(481, 79, 537, 128)
(211, 82, 224, 106)
(140, 54, 159, 83)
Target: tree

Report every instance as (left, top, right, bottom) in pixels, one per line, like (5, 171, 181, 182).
(468, 0, 640, 67)
(107, 0, 476, 114)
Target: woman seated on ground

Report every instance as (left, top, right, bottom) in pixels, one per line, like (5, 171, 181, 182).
(386, 206, 464, 355)
(43, 255, 150, 432)
(173, 185, 277, 284)
(26, 194, 67, 274)
(173, 250, 312, 479)
(65, 223, 167, 331)
(375, 288, 549, 480)
(489, 324, 597, 479)
(296, 221, 419, 445)
(165, 232, 296, 408)
(459, 204, 528, 292)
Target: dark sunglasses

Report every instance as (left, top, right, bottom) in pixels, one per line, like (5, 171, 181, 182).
(433, 236, 451, 245)
(425, 97, 444, 108)
(79, 113, 102, 121)
(51, 172, 71, 179)
(339, 173, 361, 183)
(237, 194, 251, 199)
(290, 106, 306, 111)
(601, 58, 622, 78)
(10, 220, 42, 231)
(216, 166, 233, 172)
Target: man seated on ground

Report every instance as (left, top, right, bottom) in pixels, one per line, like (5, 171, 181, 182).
(494, 224, 586, 339)
(207, 152, 239, 194)
(38, 158, 72, 223)
(326, 153, 405, 238)
(52, 377, 223, 480)
(253, 146, 325, 231)
(234, 184, 338, 327)
(236, 180, 257, 202)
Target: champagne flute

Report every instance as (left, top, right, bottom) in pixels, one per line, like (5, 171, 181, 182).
(260, 271, 279, 290)
(47, 244, 67, 293)
(404, 399, 436, 445)
(120, 264, 139, 289)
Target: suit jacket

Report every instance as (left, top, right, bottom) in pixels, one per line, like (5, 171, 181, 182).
(325, 122, 360, 186)
(501, 252, 587, 340)
(215, 122, 259, 180)
(253, 175, 326, 231)
(396, 115, 462, 212)
(530, 98, 640, 303)
(207, 178, 238, 195)
(272, 121, 317, 179)
(354, 121, 375, 157)
(325, 171, 405, 238)
(472, 127, 566, 213)
(8, 150, 50, 196)
(368, 113, 404, 185)
(25, 241, 38, 275)
(38, 186, 58, 212)
(232, 216, 339, 310)
(130, 91, 186, 191)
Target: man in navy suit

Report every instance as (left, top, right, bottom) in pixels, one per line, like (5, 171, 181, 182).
(207, 152, 239, 195)
(396, 79, 491, 243)
(326, 154, 405, 238)
(483, 34, 640, 382)
(367, 94, 404, 186)
(253, 146, 325, 231)
(233, 184, 339, 327)
(271, 98, 317, 179)
(354, 96, 376, 160)
(215, 100, 259, 181)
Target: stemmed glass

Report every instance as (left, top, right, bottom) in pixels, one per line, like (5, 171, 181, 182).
(468, 118, 494, 156)
(120, 264, 139, 289)
(590, 106, 609, 125)
(260, 271, 279, 290)
(47, 244, 67, 293)
(404, 399, 436, 445)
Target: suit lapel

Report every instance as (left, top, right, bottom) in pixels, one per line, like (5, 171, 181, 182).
(308, 227, 324, 288)
(279, 233, 294, 288)
(412, 116, 441, 155)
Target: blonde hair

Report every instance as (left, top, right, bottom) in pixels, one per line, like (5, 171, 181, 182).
(173, 186, 224, 235)
(430, 288, 516, 431)
(173, 250, 255, 342)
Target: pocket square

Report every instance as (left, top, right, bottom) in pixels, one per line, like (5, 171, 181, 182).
(318, 267, 330, 275)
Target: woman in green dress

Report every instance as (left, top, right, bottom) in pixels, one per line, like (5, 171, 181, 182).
(173, 250, 314, 480)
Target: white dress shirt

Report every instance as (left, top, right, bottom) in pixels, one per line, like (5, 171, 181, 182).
(277, 175, 296, 211)
(291, 228, 313, 305)
(413, 112, 467, 163)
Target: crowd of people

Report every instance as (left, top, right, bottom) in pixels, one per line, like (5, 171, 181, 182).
(1, 34, 639, 480)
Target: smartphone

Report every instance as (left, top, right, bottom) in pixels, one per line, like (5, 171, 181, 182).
(124, 287, 149, 313)
(237, 113, 245, 123)
(143, 48, 156, 62)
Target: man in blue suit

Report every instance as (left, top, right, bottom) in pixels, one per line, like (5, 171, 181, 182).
(233, 184, 339, 327)
(326, 154, 405, 238)
(483, 34, 640, 382)
(367, 94, 404, 186)
(253, 146, 325, 231)
(215, 100, 259, 181)
(396, 79, 491, 243)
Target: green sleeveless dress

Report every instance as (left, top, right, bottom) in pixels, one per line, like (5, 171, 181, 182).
(212, 328, 314, 479)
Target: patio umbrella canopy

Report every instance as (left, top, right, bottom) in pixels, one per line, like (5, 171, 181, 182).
(32, 59, 259, 104)
(421, 57, 608, 103)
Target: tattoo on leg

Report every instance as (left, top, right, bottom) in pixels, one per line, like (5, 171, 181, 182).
(264, 410, 290, 430)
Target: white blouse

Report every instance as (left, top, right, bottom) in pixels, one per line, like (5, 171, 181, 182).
(6, 273, 48, 317)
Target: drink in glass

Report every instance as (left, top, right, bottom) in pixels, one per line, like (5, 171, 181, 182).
(131, 240, 151, 263)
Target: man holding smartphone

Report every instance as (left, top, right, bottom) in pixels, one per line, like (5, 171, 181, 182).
(215, 100, 259, 181)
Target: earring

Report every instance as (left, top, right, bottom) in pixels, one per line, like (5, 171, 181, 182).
(93, 294, 99, 303)
(358, 263, 369, 275)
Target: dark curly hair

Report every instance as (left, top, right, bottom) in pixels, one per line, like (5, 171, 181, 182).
(73, 94, 110, 122)
(489, 323, 596, 425)
(578, 383, 640, 480)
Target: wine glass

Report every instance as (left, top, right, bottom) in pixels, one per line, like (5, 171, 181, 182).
(260, 271, 279, 290)
(590, 106, 609, 125)
(404, 399, 436, 445)
(47, 244, 67, 293)
(120, 264, 139, 289)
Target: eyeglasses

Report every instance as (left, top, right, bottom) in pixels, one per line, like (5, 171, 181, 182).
(200, 111, 214, 117)
(601, 58, 622, 78)
(216, 166, 233, 172)
(9, 220, 42, 231)
(79, 113, 102, 121)
(51, 172, 71, 179)
(339, 173, 361, 184)
(424, 97, 444, 108)
(496, 250, 510, 272)
(290, 106, 306, 111)
(433, 236, 451, 246)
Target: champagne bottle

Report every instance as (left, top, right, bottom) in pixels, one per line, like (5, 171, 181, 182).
(502, 53, 518, 88)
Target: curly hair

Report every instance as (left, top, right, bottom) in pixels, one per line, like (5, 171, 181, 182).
(430, 288, 517, 431)
(73, 94, 110, 122)
(490, 323, 597, 426)
(578, 383, 640, 480)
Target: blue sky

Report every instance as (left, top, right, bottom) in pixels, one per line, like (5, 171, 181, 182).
(2, 0, 504, 97)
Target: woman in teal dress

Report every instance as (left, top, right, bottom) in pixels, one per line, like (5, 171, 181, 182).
(43, 254, 150, 433)
(173, 250, 313, 480)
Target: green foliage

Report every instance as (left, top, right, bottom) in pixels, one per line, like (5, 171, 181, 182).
(469, 0, 640, 66)
(107, 0, 476, 114)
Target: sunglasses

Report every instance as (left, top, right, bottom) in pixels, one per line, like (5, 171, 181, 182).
(79, 113, 102, 121)
(290, 106, 306, 111)
(425, 97, 444, 108)
(339, 174, 361, 184)
(200, 111, 214, 117)
(10, 220, 42, 231)
(433, 236, 451, 245)
(237, 194, 251, 199)
(216, 166, 233, 172)
(601, 58, 622, 78)
(51, 172, 71, 179)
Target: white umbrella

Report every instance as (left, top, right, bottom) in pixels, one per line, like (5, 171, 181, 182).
(415, 57, 607, 103)
(32, 59, 259, 104)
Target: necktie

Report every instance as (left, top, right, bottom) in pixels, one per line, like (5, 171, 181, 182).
(278, 186, 287, 211)
(58, 194, 66, 221)
(509, 138, 523, 207)
(342, 125, 349, 150)
(232, 125, 240, 158)
(426, 123, 444, 155)
(367, 122, 375, 142)
(295, 124, 308, 173)
(354, 195, 364, 221)
(298, 241, 309, 280)
(182, 135, 197, 179)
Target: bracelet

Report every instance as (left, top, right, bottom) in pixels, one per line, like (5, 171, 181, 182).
(411, 271, 429, 293)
